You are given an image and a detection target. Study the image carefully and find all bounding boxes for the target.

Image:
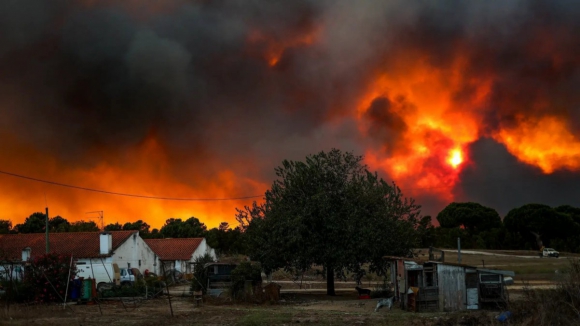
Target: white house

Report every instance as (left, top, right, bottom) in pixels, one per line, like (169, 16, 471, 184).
(0, 231, 157, 288)
(144, 238, 216, 275)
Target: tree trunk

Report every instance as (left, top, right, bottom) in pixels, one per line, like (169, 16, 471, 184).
(326, 265, 335, 296)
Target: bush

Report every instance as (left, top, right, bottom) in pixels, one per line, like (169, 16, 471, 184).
(0, 279, 34, 302)
(190, 253, 216, 294)
(24, 253, 76, 303)
(230, 261, 262, 300)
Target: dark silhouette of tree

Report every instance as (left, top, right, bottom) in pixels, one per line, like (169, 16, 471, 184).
(104, 222, 123, 231)
(238, 149, 420, 295)
(69, 220, 100, 232)
(417, 216, 436, 247)
(14, 212, 46, 233)
(159, 217, 207, 238)
(504, 204, 580, 251)
(437, 202, 502, 233)
(206, 223, 244, 256)
(49, 216, 70, 232)
(0, 219, 12, 234)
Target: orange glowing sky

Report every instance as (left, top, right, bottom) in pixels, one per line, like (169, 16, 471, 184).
(2, 1, 580, 229)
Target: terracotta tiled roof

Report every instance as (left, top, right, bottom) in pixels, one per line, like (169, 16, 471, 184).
(144, 238, 203, 261)
(0, 231, 136, 261)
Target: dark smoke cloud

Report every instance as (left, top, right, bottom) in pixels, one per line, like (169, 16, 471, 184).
(364, 97, 409, 154)
(1, 0, 580, 216)
(454, 138, 580, 216)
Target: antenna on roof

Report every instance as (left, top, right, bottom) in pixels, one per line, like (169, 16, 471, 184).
(86, 210, 104, 231)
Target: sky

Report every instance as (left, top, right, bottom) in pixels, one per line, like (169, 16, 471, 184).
(1, 0, 580, 229)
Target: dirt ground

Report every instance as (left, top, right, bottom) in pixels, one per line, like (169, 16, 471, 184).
(0, 293, 500, 326)
(2, 249, 575, 326)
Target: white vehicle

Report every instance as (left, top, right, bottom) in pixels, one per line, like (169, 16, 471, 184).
(119, 268, 136, 285)
(76, 262, 122, 291)
(542, 248, 559, 258)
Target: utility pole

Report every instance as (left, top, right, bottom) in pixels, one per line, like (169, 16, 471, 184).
(45, 207, 49, 253)
(457, 237, 461, 264)
(86, 211, 104, 231)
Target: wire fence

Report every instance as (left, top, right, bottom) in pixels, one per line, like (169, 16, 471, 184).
(0, 255, 182, 323)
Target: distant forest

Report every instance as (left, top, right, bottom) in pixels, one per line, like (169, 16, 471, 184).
(2, 202, 579, 254)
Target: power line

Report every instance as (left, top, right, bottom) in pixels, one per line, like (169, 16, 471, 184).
(0, 170, 262, 201)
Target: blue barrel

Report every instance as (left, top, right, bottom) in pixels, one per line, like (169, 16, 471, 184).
(70, 279, 82, 300)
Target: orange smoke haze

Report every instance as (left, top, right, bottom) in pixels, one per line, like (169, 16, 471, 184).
(0, 131, 268, 230)
(2, 1, 580, 229)
(358, 51, 490, 200)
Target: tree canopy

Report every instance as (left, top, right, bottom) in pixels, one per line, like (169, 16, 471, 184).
(14, 212, 47, 233)
(237, 149, 421, 295)
(437, 202, 502, 233)
(504, 204, 580, 251)
(0, 219, 11, 234)
(159, 217, 207, 238)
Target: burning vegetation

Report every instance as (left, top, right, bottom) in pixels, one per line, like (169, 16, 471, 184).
(1, 1, 580, 227)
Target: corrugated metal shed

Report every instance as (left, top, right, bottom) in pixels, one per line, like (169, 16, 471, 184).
(437, 264, 466, 312)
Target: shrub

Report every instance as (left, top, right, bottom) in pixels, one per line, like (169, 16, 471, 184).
(24, 253, 76, 303)
(190, 253, 216, 295)
(230, 261, 262, 299)
(0, 279, 34, 302)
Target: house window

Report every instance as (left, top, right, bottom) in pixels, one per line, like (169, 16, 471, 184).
(128, 263, 131, 269)
(139, 260, 141, 267)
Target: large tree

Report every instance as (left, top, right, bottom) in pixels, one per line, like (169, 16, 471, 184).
(206, 222, 244, 256)
(504, 204, 580, 251)
(436, 202, 502, 233)
(237, 149, 420, 295)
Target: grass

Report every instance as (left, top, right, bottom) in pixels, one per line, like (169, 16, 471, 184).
(237, 310, 293, 326)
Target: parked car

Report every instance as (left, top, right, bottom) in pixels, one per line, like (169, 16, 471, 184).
(542, 248, 559, 258)
(120, 268, 136, 285)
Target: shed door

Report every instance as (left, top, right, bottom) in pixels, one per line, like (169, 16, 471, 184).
(465, 272, 479, 309)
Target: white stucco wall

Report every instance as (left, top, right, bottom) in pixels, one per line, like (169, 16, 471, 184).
(191, 238, 217, 262)
(111, 232, 156, 274)
(153, 238, 217, 274)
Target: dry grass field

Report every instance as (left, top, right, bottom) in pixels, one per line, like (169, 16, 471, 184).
(2, 249, 578, 325)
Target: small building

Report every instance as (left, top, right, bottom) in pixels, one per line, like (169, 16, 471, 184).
(384, 256, 514, 312)
(144, 238, 216, 275)
(0, 231, 157, 287)
(204, 262, 237, 296)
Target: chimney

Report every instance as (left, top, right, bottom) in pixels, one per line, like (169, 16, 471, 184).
(100, 232, 112, 255)
(22, 247, 31, 261)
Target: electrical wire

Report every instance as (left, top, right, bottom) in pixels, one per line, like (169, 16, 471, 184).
(0, 169, 262, 201)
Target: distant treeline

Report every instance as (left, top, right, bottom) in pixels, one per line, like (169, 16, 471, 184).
(2, 201, 579, 254)
(419, 202, 580, 253)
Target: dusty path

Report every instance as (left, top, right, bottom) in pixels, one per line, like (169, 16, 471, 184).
(443, 249, 567, 259)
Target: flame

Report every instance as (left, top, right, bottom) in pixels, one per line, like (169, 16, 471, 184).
(358, 51, 490, 199)
(247, 28, 319, 67)
(448, 149, 463, 169)
(494, 116, 580, 173)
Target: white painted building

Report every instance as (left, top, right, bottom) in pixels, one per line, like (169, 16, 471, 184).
(144, 238, 216, 275)
(0, 231, 157, 287)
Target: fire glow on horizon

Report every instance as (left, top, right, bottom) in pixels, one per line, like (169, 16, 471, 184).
(1, 1, 580, 229)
